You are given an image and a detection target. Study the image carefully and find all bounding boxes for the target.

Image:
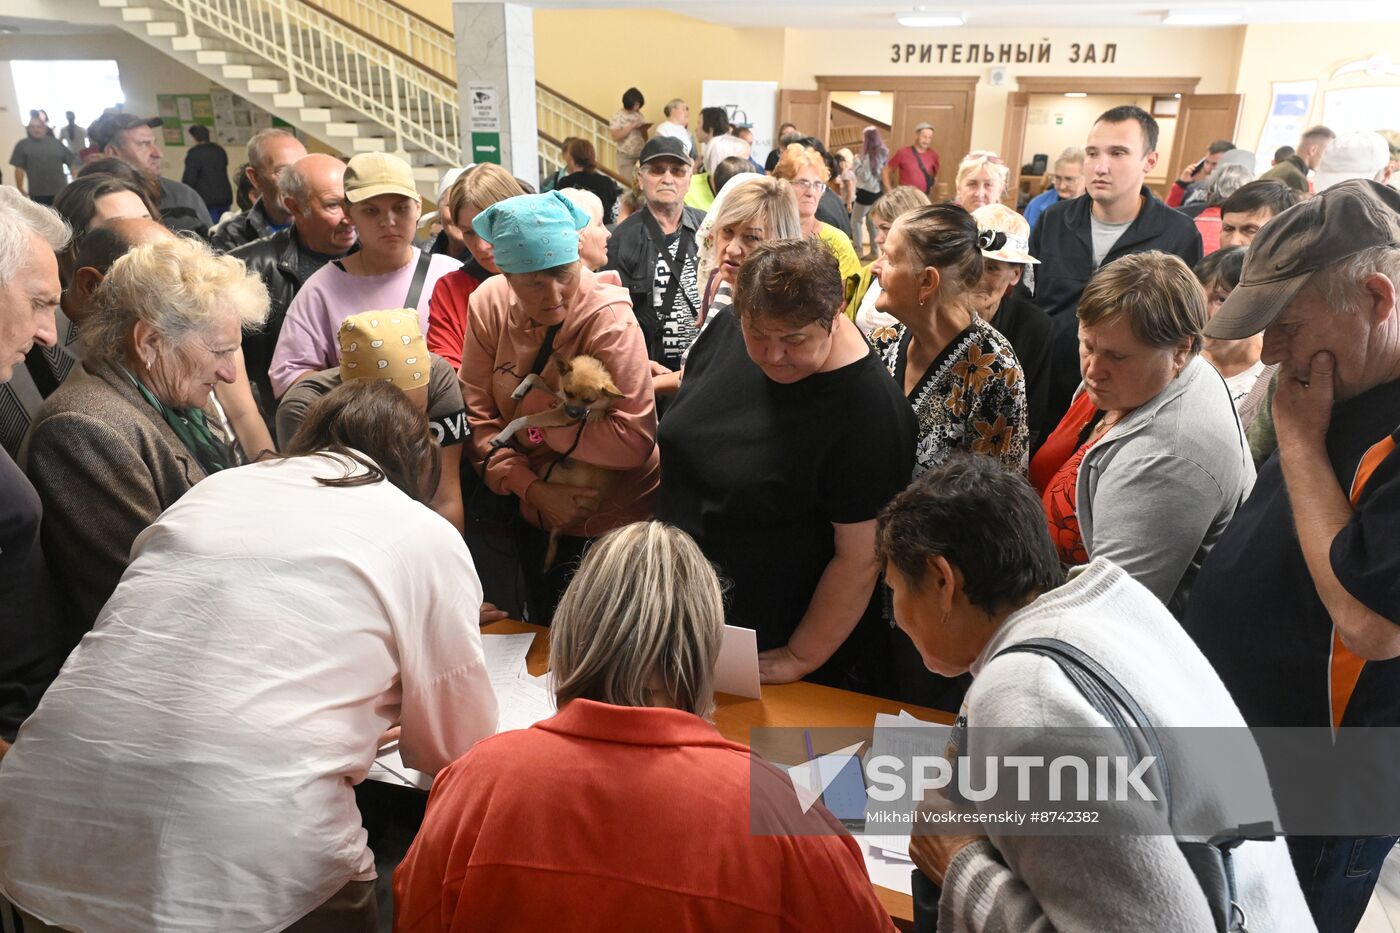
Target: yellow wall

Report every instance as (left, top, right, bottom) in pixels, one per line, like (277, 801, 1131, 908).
(1233, 22, 1400, 153)
(532, 9, 784, 126)
(780, 26, 1241, 156)
(1021, 93, 1176, 184)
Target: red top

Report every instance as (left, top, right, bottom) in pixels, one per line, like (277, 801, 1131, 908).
(1195, 206, 1222, 256)
(887, 145, 941, 192)
(1030, 393, 1101, 565)
(393, 699, 896, 933)
(427, 266, 488, 370)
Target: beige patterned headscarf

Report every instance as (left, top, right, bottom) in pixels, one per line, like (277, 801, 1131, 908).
(337, 310, 430, 389)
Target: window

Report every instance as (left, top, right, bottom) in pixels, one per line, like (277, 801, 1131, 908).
(9, 59, 125, 137)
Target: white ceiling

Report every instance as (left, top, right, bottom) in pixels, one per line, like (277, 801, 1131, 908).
(525, 0, 1400, 30)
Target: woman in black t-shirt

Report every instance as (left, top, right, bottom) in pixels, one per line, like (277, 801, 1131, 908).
(555, 138, 622, 225)
(657, 239, 915, 691)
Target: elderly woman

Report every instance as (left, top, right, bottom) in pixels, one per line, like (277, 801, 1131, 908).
(0, 381, 497, 933)
(970, 203, 1055, 448)
(427, 163, 525, 370)
(609, 87, 648, 183)
(659, 238, 914, 688)
(277, 310, 467, 531)
(685, 133, 751, 211)
(556, 187, 612, 271)
(953, 150, 1010, 214)
(555, 137, 623, 224)
(1028, 251, 1254, 617)
(877, 455, 1312, 932)
(771, 143, 862, 294)
(461, 191, 658, 625)
(22, 235, 268, 632)
(869, 203, 1028, 475)
(1189, 161, 1255, 254)
(1194, 246, 1271, 422)
(394, 522, 895, 931)
(848, 185, 929, 335)
(270, 152, 460, 395)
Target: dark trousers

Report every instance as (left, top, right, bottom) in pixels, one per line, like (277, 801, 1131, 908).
(1289, 834, 1399, 933)
(514, 519, 589, 626)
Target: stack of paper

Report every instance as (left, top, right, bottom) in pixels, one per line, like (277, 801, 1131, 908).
(860, 710, 952, 890)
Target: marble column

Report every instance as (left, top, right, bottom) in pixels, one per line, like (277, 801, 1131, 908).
(453, 1, 538, 187)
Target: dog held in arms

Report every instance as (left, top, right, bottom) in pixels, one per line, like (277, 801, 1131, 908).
(489, 354, 623, 568)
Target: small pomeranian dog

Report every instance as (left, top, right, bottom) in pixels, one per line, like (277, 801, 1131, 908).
(490, 355, 623, 568)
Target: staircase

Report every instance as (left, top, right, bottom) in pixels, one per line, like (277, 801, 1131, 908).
(90, 0, 623, 197)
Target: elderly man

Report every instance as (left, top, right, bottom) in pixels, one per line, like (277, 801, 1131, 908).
(210, 128, 307, 252)
(87, 111, 211, 237)
(602, 136, 704, 373)
(0, 187, 71, 760)
(1023, 146, 1085, 229)
(1184, 181, 1400, 933)
(229, 153, 356, 423)
(1029, 105, 1203, 421)
(8, 114, 78, 205)
(1259, 125, 1336, 194)
(1165, 138, 1235, 208)
(882, 121, 941, 196)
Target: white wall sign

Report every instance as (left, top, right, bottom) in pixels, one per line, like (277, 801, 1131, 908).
(702, 80, 779, 166)
(468, 82, 500, 132)
(1255, 79, 1317, 166)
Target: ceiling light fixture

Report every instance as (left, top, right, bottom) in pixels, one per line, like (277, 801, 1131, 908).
(1162, 8, 1244, 25)
(1064, 92, 1088, 98)
(859, 90, 882, 96)
(896, 9, 966, 28)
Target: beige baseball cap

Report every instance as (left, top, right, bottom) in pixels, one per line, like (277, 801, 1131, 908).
(338, 310, 430, 389)
(343, 152, 420, 203)
(1203, 179, 1400, 340)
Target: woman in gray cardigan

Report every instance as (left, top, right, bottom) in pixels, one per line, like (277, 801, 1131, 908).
(1028, 250, 1254, 617)
(878, 456, 1314, 932)
(22, 235, 268, 632)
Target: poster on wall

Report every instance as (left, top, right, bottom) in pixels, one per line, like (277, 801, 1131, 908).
(206, 90, 292, 147)
(157, 93, 215, 147)
(1255, 80, 1316, 164)
(1323, 86, 1400, 136)
(702, 80, 779, 166)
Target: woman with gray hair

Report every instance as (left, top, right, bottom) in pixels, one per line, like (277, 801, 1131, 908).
(1185, 156, 1256, 254)
(394, 521, 897, 932)
(22, 234, 268, 632)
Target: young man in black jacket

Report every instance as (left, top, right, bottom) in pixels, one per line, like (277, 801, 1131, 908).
(602, 136, 705, 373)
(1028, 105, 1203, 423)
(229, 153, 355, 424)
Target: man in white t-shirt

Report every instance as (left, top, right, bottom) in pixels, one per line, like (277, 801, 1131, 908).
(653, 98, 696, 158)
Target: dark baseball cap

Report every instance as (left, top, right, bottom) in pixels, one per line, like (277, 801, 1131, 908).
(1204, 179, 1400, 340)
(639, 136, 689, 165)
(88, 112, 164, 150)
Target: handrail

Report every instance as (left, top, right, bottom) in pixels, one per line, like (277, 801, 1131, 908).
(303, 0, 441, 32)
(287, 0, 455, 85)
(535, 81, 610, 128)
(830, 100, 891, 132)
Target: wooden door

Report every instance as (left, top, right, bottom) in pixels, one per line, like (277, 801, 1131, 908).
(1166, 94, 1243, 187)
(1001, 91, 1031, 208)
(778, 90, 823, 141)
(891, 88, 973, 202)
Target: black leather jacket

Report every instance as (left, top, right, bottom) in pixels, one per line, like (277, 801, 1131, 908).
(229, 227, 343, 421)
(602, 204, 706, 362)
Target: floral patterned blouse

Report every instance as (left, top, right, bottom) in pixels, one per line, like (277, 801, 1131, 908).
(875, 316, 1029, 476)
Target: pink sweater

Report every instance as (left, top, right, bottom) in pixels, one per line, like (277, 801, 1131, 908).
(460, 268, 658, 537)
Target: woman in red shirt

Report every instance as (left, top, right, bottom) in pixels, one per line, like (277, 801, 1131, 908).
(393, 522, 895, 933)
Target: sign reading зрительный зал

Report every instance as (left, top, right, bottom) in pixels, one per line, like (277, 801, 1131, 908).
(889, 41, 1120, 65)
(748, 725, 1400, 838)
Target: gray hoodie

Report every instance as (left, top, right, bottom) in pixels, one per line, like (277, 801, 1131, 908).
(1075, 354, 1255, 617)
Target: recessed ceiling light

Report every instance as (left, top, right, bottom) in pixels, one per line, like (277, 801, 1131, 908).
(1064, 92, 1088, 98)
(859, 90, 882, 96)
(896, 10, 966, 28)
(1162, 8, 1244, 25)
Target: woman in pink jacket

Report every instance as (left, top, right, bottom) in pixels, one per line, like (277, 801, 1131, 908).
(460, 191, 659, 623)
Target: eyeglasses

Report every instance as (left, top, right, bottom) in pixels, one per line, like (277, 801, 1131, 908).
(643, 162, 689, 178)
(791, 179, 827, 193)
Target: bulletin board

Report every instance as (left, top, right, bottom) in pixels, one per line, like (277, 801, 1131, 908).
(156, 93, 215, 147)
(159, 91, 293, 147)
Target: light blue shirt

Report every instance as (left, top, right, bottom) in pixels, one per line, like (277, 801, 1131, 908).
(1024, 188, 1060, 230)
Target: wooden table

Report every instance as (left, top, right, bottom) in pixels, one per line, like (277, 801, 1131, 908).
(484, 620, 955, 930)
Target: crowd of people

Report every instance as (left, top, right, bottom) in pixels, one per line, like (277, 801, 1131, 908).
(0, 92, 1398, 933)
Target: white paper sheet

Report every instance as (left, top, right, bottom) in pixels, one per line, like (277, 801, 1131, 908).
(863, 710, 954, 858)
(714, 624, 761, 698)
(863, 845, 916, 896)
(367, 747, 433, 791)
(496, 677, 556, 734)
(482, 633, 535, 690)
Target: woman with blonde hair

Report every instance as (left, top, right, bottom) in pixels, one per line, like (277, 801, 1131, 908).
(427, 163, 526, 370)
(771, 143, 862, 295)
(394, 522, 896, 932)
(23, 235, 269, 633)
(954, 150, 1011, 214)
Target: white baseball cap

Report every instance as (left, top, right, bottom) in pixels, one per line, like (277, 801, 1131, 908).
(1315, 132, 1390, 192)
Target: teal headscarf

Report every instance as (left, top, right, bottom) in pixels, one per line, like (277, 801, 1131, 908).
(471, 191, 590, 274)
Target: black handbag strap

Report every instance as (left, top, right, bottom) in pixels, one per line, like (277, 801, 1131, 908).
(994, 637, 1173, 820)
(910, 148, 936, 193)
(403, 248, 434, 310)
(529, 323, 562, 377)
(642, 210, 697, 319)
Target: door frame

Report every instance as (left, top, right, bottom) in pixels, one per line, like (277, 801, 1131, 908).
(1000, 76, 1201, 201)
(814, 75, 978, 173)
